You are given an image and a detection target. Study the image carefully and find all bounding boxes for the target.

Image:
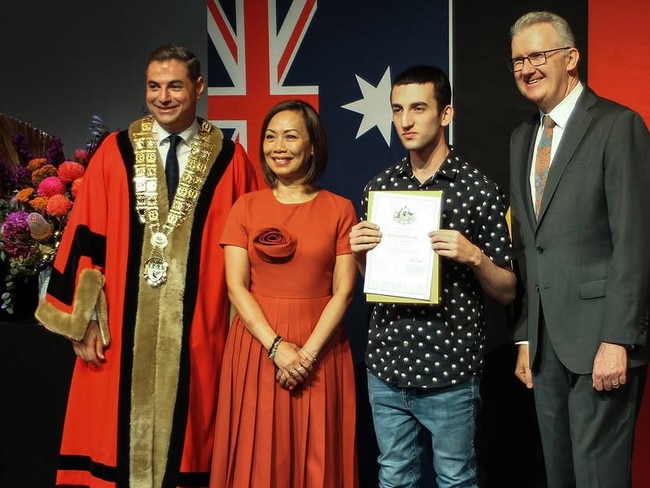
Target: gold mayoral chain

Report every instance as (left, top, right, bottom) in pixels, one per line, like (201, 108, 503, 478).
(132, 115, 214, 287)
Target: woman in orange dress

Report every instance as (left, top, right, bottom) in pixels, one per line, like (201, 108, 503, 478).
(210, 100, 359, 488)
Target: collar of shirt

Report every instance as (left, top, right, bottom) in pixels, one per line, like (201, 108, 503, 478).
(541, 82, 584, 130)
(152, 119, 200, 174)
(396, 147, 461, 185)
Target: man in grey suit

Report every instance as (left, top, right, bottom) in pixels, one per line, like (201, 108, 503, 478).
(508, 11, 650, 488)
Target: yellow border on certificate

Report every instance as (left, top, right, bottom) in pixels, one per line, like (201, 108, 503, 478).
(365, 190, 442, 304)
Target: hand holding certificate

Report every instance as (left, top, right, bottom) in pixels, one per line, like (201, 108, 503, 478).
(364, 190, 443, 303)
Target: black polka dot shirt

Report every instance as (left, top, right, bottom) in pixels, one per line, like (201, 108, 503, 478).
(361, 149, 512, 389)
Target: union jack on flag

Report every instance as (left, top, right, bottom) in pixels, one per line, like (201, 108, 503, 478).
(207, 0, 319, 172)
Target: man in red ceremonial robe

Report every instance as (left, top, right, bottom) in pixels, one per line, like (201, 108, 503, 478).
(35, 45, 259, 488)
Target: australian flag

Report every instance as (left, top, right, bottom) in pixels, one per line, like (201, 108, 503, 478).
(207, 0, 450, 202)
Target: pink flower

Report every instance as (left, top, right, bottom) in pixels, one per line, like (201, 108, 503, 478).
(74, 148, 89, 164)
(37, 176, 66, 197)
(58, 161, 85, 183)
(46, 194, 73, 217)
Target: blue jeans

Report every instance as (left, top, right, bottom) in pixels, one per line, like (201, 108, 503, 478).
(367, 371, 481, 488)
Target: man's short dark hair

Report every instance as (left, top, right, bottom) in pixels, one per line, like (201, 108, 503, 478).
(392, 65, 452, 113)
(148, 45, 201, 84)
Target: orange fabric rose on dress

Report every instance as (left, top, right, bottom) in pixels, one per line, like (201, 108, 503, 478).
(252, 226, 297, 263)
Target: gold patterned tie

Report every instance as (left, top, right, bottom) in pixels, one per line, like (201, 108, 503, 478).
(535, 115, 556, 217)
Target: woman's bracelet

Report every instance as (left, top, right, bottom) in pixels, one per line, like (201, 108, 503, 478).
(268, 335, 283, 360)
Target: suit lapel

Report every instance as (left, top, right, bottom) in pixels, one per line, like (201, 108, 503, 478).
(536, 90, 598, 224)
(514, 116, 538, 233)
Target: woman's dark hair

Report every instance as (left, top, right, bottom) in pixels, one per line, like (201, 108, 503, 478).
(259, 99, 327, 187)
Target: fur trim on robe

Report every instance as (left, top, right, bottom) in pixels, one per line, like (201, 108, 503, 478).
(35, 268, 110, 346)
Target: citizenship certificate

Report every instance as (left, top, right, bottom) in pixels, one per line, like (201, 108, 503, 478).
(364, 190, 442, 303)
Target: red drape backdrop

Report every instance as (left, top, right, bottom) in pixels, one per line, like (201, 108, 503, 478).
(589, 1, 650, 484)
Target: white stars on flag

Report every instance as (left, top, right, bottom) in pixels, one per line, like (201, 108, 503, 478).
(341, 66, 393, 146)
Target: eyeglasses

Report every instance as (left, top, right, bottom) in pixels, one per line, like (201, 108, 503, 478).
(507, 47, 571, 72)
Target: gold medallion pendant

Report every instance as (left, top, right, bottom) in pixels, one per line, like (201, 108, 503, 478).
(143, 256, 169, 287)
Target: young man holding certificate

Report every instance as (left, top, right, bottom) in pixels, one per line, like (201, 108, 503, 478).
(350, 65, 516, 488)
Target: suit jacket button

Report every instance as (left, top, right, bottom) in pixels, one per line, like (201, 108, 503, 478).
(536, 247, 544, 254)
(535, 285, 540, 292)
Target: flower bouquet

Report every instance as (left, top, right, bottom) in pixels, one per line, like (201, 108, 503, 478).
(0, 115, 108, 314)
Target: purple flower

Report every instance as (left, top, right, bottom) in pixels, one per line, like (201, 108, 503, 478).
(46, 137, 65, 167)
(13, 166, 32, 189)
(0, 157, 13, 195)
(11, 133, 32, 165)
(0, 210, 32, 257)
